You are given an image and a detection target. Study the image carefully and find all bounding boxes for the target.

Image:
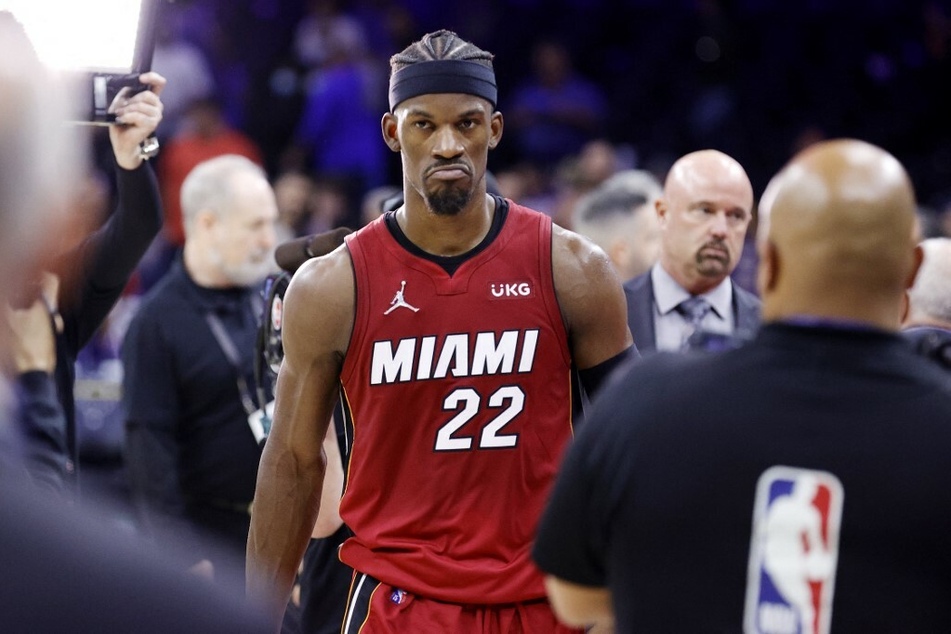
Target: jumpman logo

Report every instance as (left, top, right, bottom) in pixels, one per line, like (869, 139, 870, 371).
(384, 280, 420, 314)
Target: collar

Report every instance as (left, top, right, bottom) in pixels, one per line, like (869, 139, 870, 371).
(651, 262, 733, 319)
(780, 315, 890, 333)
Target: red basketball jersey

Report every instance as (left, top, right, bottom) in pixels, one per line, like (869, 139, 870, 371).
(339, 200, 573, 604)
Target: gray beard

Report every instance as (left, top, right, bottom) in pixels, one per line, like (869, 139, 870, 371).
(210, 248, 275, 287)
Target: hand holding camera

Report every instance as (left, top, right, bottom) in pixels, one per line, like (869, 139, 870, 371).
(107, 71, 166, 170)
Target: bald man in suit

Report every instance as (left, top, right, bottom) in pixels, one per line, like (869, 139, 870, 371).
(624, 150, 760, 354)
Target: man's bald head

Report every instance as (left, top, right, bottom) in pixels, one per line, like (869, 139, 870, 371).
(758, 139, 919, 329)
(663, 150, 753, 202)
(657, 150, 754, 294)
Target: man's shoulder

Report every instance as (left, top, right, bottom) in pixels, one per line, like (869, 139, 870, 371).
(603, 347, 731, 407)
(902, 326, 951, 367)
(584, 349, 735, 443)
(137, 275, 187, 309)
(285, 247, 355, 316)
(732, 280, 762, 308)
(128, 273, 192, 328)
(623, 271, 651, 295)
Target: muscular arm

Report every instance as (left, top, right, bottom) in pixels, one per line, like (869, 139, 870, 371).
(247, 247, 354, 624)
(551, 225, 633, 377)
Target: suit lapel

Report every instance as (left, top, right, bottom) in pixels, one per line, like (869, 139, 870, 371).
(624, 274, 656, 354)
(731, 282, 761, 338)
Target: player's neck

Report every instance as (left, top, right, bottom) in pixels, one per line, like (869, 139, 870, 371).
(397, 192, 496, 257)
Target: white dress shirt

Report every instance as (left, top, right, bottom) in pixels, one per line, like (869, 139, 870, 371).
(651, 263, 734, 351)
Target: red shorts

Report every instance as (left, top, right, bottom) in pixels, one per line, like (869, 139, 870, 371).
(341, 573, 584, 634)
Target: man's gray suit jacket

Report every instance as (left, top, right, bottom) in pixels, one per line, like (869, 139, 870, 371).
(623, 272, 761, 355)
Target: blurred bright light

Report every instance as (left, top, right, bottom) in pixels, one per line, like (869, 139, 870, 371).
(0, 0, 141, 72)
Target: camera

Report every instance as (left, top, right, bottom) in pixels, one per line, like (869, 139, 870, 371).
(89, 72, 153, 125)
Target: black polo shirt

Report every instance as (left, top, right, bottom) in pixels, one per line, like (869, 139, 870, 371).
(534, 323, 951, 632)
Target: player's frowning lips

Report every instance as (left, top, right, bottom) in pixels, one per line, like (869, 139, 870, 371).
(426, 162, 471, 182)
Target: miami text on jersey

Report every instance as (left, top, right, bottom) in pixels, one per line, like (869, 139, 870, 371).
(370, 329, 540, 385)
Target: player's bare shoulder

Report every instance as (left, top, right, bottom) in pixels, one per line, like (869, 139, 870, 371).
(282, 243, 355, 357)
(550, 223, 632, 364)
(550, 223, 620, 304)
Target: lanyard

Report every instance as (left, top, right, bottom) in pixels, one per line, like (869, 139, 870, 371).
(204, 311, 257, 416)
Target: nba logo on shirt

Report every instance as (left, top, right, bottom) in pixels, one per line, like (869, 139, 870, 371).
(744, 466, 844, 634)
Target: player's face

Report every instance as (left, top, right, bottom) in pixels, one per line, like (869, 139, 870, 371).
(386, 92, 502, 216)
(658, 171, 752, 291)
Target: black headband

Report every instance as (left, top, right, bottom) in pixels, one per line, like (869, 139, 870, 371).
(388, 60, 497, 111)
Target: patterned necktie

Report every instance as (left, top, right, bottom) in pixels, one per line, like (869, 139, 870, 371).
(676, 295, 712, 350)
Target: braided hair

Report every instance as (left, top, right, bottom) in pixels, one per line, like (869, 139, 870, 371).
(389, 30, 494, 73)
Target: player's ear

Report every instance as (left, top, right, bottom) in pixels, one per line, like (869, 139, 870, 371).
(488, 111, 503, 149)
(382, 113, 400, 152)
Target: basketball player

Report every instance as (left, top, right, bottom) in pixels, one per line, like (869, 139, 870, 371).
(247, 30, 633, 632)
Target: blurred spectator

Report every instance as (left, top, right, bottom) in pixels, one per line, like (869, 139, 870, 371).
(150, 97, 264, 290)
(293, 0, 369, 70)
(150, 4, 216, 140)
(305, 175, 356, 236)
(289, 7, 388, 227)
(550, 139, 621, 228)
(360, 184, 401, 226)
(38, 77, 166, 492)
(122, 155, 277, 583)
(0, 10, 269, 631)
(67, 170, 142, 504)
(176, 2, 951, 210)
(572, 169, 663, 281)
(937, 197, 951, 237)
(624, 149, 760, 354)
(902, 236, 951, 373)
(6, 272, 68, 495)
(273, 171, 317, 242)
(350, 0, 419, 60)
(506, 39, 609, 171)
(494, 163, 558, 217)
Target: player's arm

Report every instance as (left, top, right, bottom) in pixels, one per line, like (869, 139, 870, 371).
(246, 247, 354, 625)
(551, 225, 634, 391)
